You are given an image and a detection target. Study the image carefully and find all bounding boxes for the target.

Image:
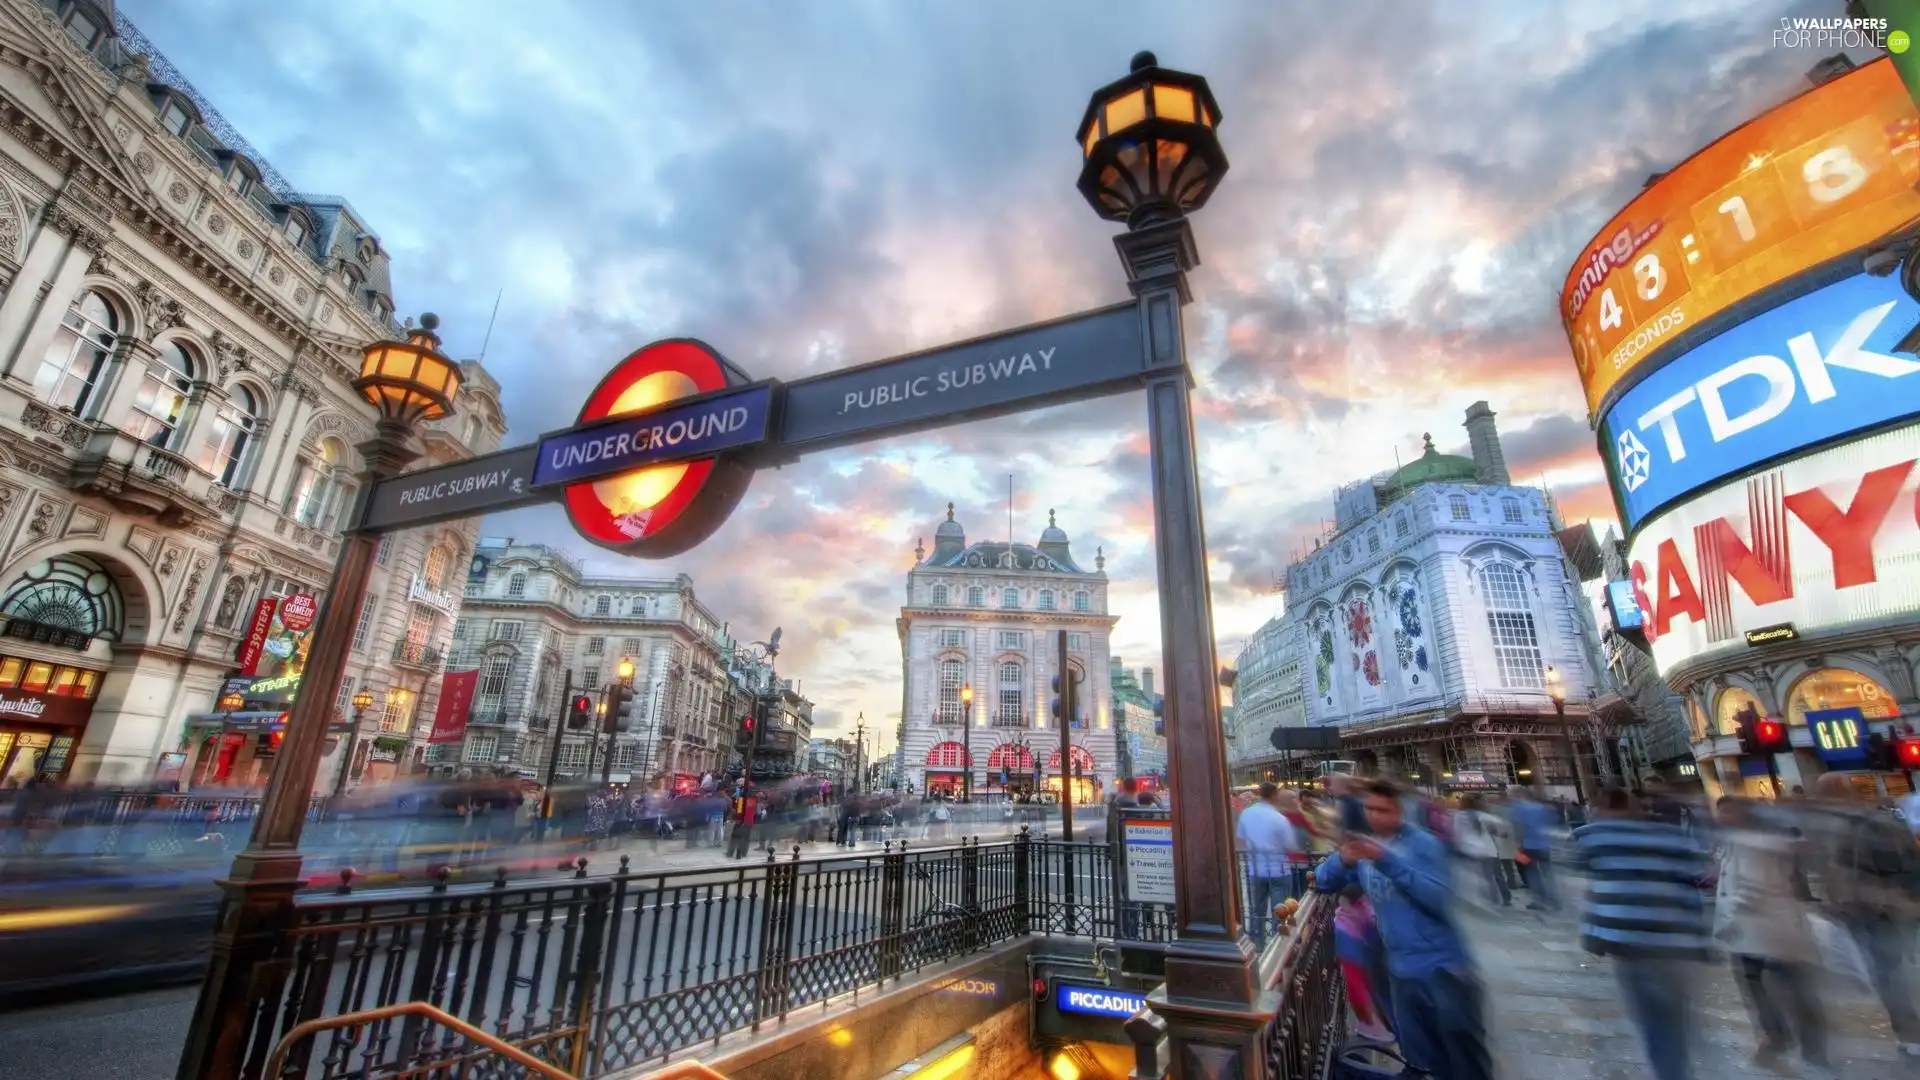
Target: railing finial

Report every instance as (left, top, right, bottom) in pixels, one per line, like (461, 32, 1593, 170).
(493, 866, 509, 889)
(336, 867, 356, 895)
(574, 857, 589, 880)
(431, 865, 452, 892)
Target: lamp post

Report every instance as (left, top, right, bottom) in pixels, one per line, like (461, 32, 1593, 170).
(959, 684, 974, 803)
(853, 711, 866, 796)
(179, 316, 460, 1080)
(1074, 52, 1263, 1070)
(332, 688, 375, 799)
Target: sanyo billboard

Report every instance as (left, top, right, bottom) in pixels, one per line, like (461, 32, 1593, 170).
(1627, 422, 1920, 674)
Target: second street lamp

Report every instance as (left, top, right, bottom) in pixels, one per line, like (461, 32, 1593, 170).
(333, 687, 375, 798)
(960, 683, 974, 803)
(180, 315, 462, 1080)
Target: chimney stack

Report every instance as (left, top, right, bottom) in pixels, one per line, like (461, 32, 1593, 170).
(1140, 667, 1155, 699)
(1463, 401, 1510, 485)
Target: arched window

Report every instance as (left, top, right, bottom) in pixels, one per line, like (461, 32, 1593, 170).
(127, 341, 197, 448)
(507, 573, 527, 599)
(1073, 590, 1091, 613)
(289, 437, 353, 530)
(34, 290, 118, 416)
(0, 554, 126, 642)
(997, 662, 1024, 727)
(422, 546, 453, 590)
(931, 584, 949, 606)
(1786, 668, 1899, 726)
(1002, 587, 1020, 609)
(967, 586, 985, 607)
(1479, 562, 1543, 689)
(938, 660, 964, 725)
(1046, 745, 1097, 773)
(199, 385, 258, 488)
(925, 741, 970, 769)
(1714, 687, 1763, 735)
(987, 743, 1035, 771)
(1038, 590, 1056, 611)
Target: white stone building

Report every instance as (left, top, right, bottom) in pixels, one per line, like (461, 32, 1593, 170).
(895, 505, 1118, 802)
(1228, 618, 1307, 781)
(449, 540, 739, 787)
(0, 1, 505, 788)
(1261, 403, 1623, 799)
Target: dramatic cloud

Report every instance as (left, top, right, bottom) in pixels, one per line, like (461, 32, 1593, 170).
(120, 0, 1861, 749)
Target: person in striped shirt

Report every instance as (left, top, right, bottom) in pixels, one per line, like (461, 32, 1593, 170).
(1573, 785, 1711, 1080)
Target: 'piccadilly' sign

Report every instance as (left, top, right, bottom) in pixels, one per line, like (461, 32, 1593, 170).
(1604, 269, 1920, 532)
(360, 304, 1152, 555)
(1628, 421, 1920, 674)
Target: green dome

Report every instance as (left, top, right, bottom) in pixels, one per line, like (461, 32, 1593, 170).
(1390, 434, 1478, 488)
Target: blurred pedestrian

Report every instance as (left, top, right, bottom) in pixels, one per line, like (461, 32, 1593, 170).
(1325, 773, 1370, 837)
(1712, 796, 1826, 1071)
(1316, 779, 1491, 1080)
(1273, 788, 1317, 896)
(1236, 782, 1301, 934)
(1455, 794, 1511, 908)
(1508, 786, 1562, 912)
(1575, 785, 1710, 1080)
(1808, 773, 1920, 1058)
(1334, 883, 1394, 1043)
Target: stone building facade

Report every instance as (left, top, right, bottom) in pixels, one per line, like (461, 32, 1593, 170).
(0, 1, 504, 788)
(451, 540, 745, 786)
(1262, 404, 1625, 800)
(895, 505, 1118, 802)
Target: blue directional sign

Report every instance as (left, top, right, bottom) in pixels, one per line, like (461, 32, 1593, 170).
(532, 383, 775, 489)
(1602, 271, 1920, 533)
(1054, 983, 1147, 1019)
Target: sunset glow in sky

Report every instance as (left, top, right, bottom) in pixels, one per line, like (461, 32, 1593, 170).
(123, 0, 1858, 752)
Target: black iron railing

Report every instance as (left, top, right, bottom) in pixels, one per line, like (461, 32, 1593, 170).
(172, 824, 1338, 1080)
(1257, 893, 1347, 1079)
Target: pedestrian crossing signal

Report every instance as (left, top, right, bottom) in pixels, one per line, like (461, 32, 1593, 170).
(568, 695, 593, 729)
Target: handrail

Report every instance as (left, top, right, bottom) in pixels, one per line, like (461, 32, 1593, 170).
(264, 1001, 575, 1080)
(638, 1064, 729, 1080)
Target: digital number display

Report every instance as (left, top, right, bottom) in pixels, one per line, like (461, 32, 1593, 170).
(1561, 59, 1920, 418)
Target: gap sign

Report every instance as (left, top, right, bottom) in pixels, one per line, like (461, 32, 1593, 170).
(1603, 270, 1920, 532)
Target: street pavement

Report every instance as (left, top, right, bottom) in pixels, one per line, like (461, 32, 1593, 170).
(0, 983, 195, 1080)
(1465, 894, 1917, 1080)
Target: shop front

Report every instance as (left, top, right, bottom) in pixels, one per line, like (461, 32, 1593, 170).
(1045, 745, 1101, 805)
(923, 740, 971, 798)
(0, 652, 106, 785)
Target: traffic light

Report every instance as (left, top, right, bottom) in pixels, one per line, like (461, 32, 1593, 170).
(1050, 667, 1084, 726)
(1733, 704, 1760, 755)
(1866, 732, 1893, 771)
(1895, 733, 1920, 771)
(734, 714, 757, 751)
(611, 683, 637, 733)
(568, 694, 593, 730)
(1753, 716, 1790, 755)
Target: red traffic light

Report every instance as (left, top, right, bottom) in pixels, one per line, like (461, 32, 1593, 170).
(1031, 977, 1047, 999)
(572, 695, 591, 713)
(268, 729, 286, 749)
(1754, 718, 1788, 752)
(1896, 736, 1920, 769)
(743, 716, 755, 730)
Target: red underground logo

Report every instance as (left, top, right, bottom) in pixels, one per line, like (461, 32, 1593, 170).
(561, 339, 759, 557)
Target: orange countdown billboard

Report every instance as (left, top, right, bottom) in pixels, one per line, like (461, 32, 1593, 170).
(1561, 58, 1920, 418)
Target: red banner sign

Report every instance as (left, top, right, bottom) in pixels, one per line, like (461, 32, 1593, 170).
(278, 593, 318, 632)
(236, 598, 278, 676)
(429, 669, 478, 745)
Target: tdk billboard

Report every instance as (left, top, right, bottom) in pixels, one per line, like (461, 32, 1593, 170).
(1602, 270, 1920, 532)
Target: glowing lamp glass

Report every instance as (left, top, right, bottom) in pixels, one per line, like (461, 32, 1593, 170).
(351, 689, 374, 712)
(218, 692, 245, 712)
(355, 327, 462, 424)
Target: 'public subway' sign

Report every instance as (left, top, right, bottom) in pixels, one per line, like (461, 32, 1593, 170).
(359, 302, 1152, 554)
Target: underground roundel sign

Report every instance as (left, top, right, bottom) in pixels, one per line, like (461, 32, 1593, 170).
(562, 339, 757, 557)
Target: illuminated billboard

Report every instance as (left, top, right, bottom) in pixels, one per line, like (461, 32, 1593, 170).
(1627, 422, 1920, 674)
(1603, 269, 1920, 531)
(1562, 58, 1920, 418)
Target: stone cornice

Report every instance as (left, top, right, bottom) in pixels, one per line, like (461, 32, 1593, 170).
(898, 606, 1119, 628)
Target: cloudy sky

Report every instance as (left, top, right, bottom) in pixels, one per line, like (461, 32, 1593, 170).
(124, 0, 1855, 750)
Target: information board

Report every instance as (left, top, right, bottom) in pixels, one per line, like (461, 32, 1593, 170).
(1122, 817, 1176, 905)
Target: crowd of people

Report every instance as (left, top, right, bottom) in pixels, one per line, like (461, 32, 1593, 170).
(1216, 772, 1920, 1080)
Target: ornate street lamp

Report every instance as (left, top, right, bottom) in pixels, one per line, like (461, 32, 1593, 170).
(332, 687, 375, 798)
(1076, 51, 1228, 230)
(1074, 52, 1255, 1070)
(960, 683, 974, 804)
(180, 316, 462, 1079)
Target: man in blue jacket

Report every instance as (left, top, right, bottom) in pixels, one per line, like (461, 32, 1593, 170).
(1318, 778, 1492, 1080)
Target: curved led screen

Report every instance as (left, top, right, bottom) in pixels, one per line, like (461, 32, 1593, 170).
(1561, 58, 1920, 418)
(1603, 268, 1920, 532)
(1627, 422, 1920, 676)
